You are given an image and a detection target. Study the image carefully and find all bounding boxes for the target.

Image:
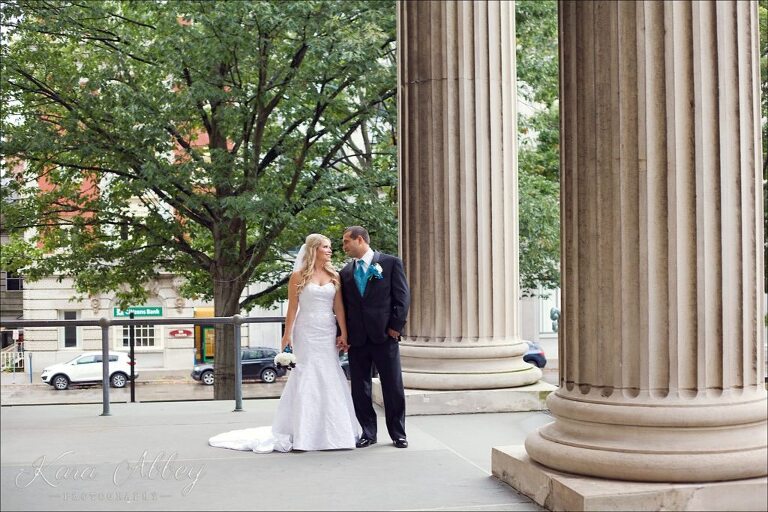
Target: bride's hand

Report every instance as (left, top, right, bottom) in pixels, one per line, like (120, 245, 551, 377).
(281, 335, 292, 352)
(336, 335, 348, 351)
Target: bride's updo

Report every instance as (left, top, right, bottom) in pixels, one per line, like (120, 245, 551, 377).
(296, 233, 340, 295)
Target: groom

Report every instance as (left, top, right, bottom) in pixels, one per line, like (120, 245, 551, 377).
(339, 226, 411, 448)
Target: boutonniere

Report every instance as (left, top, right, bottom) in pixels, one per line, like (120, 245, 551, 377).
(367, 263, 384, 281)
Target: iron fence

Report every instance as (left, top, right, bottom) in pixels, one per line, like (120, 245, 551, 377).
(0, 315, 285, 415)
(1, 342, 24, 372)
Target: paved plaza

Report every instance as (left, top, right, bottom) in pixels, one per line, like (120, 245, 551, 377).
(0, 383, 553, 511)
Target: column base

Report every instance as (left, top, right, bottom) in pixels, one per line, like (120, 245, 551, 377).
(525, 391, 767, 482)
(491, 445, 768, 511)
(371, 378, 557, 415)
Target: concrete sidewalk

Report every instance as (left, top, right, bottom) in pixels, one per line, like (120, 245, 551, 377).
(0, 399, 552, 511)
(0, 369, 560, 407)
(1, 367, 562, 387)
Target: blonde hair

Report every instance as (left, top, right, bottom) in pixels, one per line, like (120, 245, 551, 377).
(296, 233, 340, 295)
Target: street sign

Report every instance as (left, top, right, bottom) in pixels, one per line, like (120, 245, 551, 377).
(113, 306, 163, 317)
(169, 329, 192, 337)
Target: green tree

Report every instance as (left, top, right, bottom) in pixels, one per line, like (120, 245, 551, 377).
(517, 0, 767, 297)
(516, 0, 560, 294)
(0, 0, 397, 398)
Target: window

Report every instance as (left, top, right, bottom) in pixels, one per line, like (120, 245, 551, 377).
(122, 324, 156, 347)
(5, 272, 23, 291)
(538, 287, 561, 336)
(77, 355, 97, 364)
(60, 311, 80, 348)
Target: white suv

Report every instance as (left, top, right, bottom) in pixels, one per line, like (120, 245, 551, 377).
(41, 352, 138, 390)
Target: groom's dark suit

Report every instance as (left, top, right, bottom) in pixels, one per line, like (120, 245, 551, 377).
(341, 251, 410, 442)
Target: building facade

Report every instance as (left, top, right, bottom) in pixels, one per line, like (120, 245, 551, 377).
(0, 188, 24, 350)
(20, 274, 283, 370)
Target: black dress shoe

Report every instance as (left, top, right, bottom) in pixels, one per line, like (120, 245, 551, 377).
(356, 437, 377, 448)
(393, 438, 408, 448)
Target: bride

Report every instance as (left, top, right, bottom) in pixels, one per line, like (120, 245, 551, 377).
(209, 234, 361, 452)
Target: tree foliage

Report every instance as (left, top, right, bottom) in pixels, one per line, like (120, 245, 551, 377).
(516, 0, 766, 296)
(1, 0, 397, 306)
(0, 0, 397, 398)
(516, 0, 560, 294)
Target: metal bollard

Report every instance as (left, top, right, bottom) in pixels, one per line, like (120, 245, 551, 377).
(99, 317, 111, 416)
(129, 313, 136, 403)
(233, 315, 243, 412)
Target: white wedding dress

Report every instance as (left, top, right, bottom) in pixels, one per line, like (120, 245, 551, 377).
(209, 282, 360, 452)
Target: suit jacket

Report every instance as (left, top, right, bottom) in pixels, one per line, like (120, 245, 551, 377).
(340, 251, 410, 346)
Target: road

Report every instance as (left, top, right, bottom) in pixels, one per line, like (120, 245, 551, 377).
(0, 376, 287, 406)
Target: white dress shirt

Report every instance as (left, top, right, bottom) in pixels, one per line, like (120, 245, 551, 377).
(356, 249, 374, 272)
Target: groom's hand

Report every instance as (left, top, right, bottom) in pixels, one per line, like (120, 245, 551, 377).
(387, 328, 401, 340)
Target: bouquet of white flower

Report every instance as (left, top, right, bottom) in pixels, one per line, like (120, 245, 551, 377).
(274, 352, 296, 370)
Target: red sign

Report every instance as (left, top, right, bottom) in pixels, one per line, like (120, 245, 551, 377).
(169, 329, 193, 337)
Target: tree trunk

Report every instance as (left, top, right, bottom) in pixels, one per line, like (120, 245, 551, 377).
(212, 270, 245, 400)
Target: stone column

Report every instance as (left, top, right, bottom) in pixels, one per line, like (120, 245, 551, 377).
(397, 0, 541, 391)
(524, 0, 766, 482)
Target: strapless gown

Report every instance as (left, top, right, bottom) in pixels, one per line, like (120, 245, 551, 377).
(208, 282, 360, 452)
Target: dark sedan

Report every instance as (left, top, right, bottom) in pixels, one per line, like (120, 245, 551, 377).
(338, 352, 380, 380)
(339, 352, 350, 380)
(523, 340, 547, 368)
(191, 346, 287, 385)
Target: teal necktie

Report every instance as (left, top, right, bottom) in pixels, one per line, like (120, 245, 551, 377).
(354, 260, 367, 295)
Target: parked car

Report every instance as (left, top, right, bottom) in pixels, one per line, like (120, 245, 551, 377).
(337, 352, 380, 380)
(41, 352, 138, 390)
(339, 352, 350, 380)
(191, 347, 287, 385)
(523, 341, 547, 368)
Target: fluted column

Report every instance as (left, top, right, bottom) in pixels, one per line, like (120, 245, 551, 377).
(398, 0, 541, 390)
(525, 0, 766, 482)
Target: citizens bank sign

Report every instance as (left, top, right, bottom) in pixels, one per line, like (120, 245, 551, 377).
(113, 306, 163, 317)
